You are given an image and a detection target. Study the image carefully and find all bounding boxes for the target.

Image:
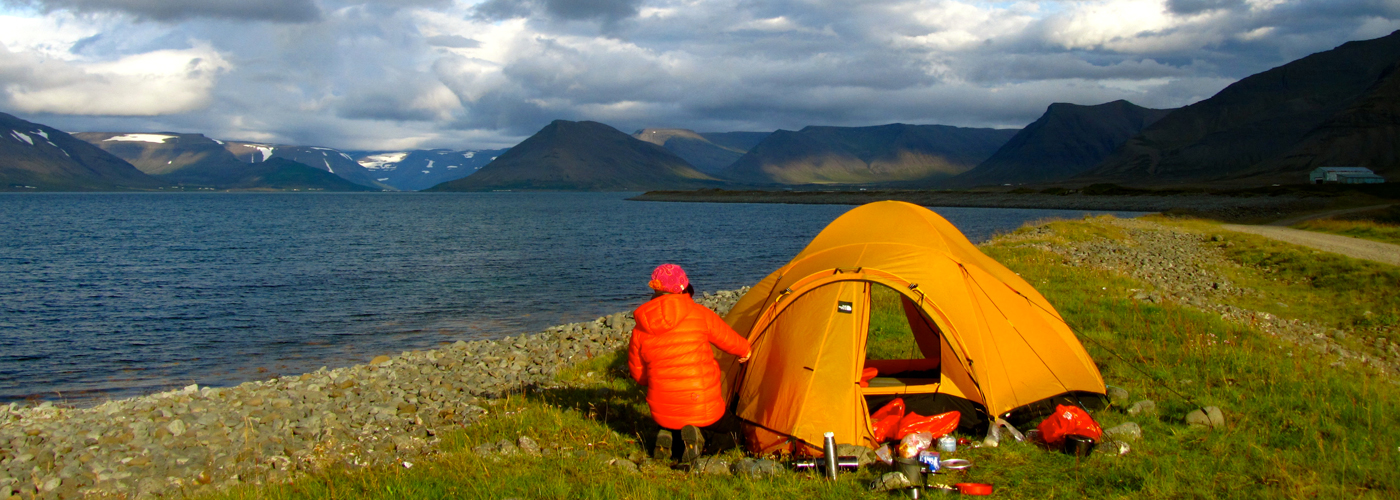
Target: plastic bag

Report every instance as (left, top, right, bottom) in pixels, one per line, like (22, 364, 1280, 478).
(858, 367, 879, 388)
(874, 443, 894, 465)
(870, 398, 906, 442)
(897, 432, 933, 459)
(982, 417, 1026, 448)
(895, 410, 960, 440)
(1036, 404, 1102, 447)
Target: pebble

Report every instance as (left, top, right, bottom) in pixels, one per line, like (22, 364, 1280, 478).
(0, 290, 747, 499)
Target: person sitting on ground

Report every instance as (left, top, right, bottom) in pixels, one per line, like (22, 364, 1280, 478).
(628, 263, 752, 464)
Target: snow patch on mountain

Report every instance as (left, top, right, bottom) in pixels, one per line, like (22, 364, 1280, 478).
(359, 152, 409, 171)
(11, 131, 33, 145)
(106, 134, 175, 143)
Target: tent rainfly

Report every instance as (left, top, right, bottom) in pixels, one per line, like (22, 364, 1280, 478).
(719, 201, 1106, 455)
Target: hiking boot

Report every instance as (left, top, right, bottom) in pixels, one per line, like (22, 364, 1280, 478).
(680, 425, 705, 464)
(654, 429, 673, 461)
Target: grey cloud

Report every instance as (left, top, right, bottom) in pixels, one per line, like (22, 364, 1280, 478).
(1166, 0, 1244, 16)
(336, 91, 440, 122)
(473, 0, 641, 23)
(7, 0, 321, 22)
(426, 35, 480, 48)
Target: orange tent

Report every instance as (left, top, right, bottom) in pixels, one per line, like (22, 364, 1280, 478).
(720, 201, 1105, 454)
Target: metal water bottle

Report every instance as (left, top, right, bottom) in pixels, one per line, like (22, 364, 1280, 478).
(822, 432, 838, 480)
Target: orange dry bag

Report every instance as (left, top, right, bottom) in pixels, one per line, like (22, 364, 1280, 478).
(895, 410, 961, 440)
(1037, 404, 1103, 446)
(870, 398, 906, 442)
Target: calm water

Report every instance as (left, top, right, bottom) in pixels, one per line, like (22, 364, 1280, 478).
(0, 192, 1143, 404)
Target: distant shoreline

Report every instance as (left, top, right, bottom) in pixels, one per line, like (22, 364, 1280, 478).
(629, 189, 1334, 222)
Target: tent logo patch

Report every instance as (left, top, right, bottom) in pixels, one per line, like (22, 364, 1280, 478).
(837, 301, 853, 314)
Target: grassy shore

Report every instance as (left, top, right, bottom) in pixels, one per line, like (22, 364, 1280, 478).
(1290, 205, 1400, 245)
(202, 215, 1398, 500)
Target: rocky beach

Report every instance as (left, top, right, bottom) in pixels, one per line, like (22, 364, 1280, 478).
(0, 292, 744, 499)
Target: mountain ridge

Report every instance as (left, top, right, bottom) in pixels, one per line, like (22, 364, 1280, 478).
(1081, 29, 1400, 185)
(0, 113, 168, 191)
(948, 100, 1173, 187)
(721, 123, 1017, 185)
(429, 120, 722, 192)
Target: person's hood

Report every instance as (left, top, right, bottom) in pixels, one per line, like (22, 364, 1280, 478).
(634, 293, 693, 332)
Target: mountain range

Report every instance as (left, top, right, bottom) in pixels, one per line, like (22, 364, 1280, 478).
(225, 142, 392, 190)
(354, 149, 509, 191)
(73, 132, 370, 191)
(721, 124, 1017, 185)
(428, 120, 721, 191)
(0, 113, 167, 191)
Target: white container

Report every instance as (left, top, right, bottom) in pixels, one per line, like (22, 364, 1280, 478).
(936, 435, 956, 453)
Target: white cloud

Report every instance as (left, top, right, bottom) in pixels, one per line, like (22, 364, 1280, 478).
(1, 43, 230, 115)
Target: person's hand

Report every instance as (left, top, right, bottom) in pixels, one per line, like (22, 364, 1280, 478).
(738, 351, 751, 363)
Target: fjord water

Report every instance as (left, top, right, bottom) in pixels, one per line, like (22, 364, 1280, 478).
(1, 192, 1142, 404)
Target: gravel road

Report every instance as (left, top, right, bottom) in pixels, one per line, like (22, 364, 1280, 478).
(1220, 224, 1400, 266)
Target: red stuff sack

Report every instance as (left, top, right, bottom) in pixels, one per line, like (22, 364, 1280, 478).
(1037, 404, 1103, 446)
(859, 367, 879, 388)
(870, 398, 906, 442)
(895, 410, 961, 440)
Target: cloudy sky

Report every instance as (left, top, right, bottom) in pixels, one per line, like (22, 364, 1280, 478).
(0, 0, 1395, 150)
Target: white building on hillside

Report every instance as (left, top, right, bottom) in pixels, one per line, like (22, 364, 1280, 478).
(1309, 167, 1386, 184)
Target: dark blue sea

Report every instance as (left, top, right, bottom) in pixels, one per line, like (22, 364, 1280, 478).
(0, 192, 1144, 405)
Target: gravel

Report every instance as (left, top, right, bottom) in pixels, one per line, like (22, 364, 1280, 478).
(0, 290, 746, 499)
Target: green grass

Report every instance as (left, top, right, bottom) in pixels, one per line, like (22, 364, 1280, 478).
(1292, 217, 1400, 246)
(1165, 216, 1400, 340)
(200, 217, 1400, 500)
(866, 284, 921, 360)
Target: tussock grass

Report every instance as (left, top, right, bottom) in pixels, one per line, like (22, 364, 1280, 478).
(201, 217, 1400, 500)
(1292, 218, 1400, 246)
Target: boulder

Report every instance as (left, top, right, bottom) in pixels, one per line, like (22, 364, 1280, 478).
(1105, 386, 1130, 406)
(834, 443, 876, 466)
(870, 472, 912, 492)
(690, 456, 730, 475)
(1186, 406, 1226, 429)
(730, 458, 782, 477)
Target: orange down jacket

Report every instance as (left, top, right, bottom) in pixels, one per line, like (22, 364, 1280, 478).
(629, 293, 751, 429)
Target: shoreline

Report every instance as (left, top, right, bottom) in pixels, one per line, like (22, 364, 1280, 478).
(630, 190, 1333, 222)
(0, 290, 745, 499)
